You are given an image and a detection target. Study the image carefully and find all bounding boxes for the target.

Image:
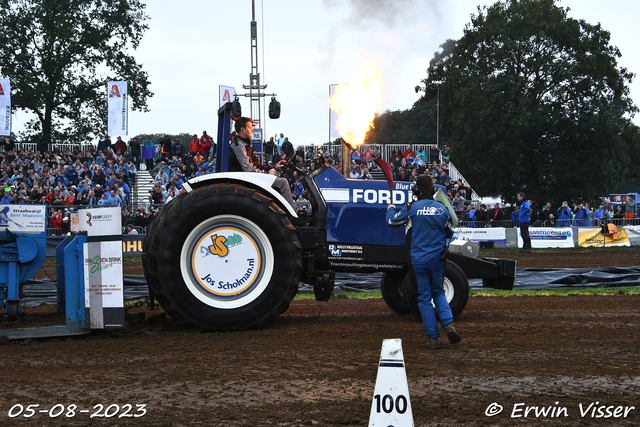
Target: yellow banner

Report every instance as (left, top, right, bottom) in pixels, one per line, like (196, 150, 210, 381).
(122, 235, 144, 255)
(578, 227, 630, 247)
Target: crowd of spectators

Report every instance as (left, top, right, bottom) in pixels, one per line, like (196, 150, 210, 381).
(0, 134, 145, 234)
(143, 135, 457, 219)
(534, 197, 638, 227)
(459, 198, 638, 229)
(2, 133, 635, 234)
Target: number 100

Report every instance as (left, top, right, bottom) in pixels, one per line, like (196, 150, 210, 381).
(374, 394, 408, 414)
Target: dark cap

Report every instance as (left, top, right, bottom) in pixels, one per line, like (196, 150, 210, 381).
(416, 174, 434, 195)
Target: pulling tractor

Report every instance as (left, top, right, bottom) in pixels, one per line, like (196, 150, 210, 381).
(141, 104, 516, 331)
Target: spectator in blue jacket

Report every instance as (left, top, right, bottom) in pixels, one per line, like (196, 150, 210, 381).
(106, 190, 122, 207)
(573, 203, 591, 227)
(0, 188, 12, 204)
(556, 202, 572, 227)
(511, 207, 519, 227)
(592, 204, 611, 226)
(292, 179, 304, 199)
(462, 204, 476, 228)
(1, 171, 13, 186)
(517, 192, 531, 252)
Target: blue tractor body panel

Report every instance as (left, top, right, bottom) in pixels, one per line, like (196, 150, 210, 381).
(313, 167, 445, 246)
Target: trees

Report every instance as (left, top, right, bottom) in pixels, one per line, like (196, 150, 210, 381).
(365, 99, 438, 148)
(415, 0, 640, 205)
(0, 0, 153, 144)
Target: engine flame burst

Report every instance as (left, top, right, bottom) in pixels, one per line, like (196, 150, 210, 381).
(330, 62, 383, 149)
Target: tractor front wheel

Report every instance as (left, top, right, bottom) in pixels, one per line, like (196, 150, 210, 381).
(143, 183, 302, 331)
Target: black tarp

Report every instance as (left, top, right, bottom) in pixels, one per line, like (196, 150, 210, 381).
(12, 267, 640, 307)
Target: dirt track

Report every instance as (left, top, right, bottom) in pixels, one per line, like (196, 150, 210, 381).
(1, 248, 639, 426)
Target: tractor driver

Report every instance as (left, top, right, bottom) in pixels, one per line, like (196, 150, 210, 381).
(385, 174, 461, 350)
(230, 117, 296, 210)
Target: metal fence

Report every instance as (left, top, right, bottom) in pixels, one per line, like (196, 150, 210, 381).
(287, 143, 433, 165)
(457, 218, 638, 228)
(47, 225, 146, 236)
(17, 142, 93, 155)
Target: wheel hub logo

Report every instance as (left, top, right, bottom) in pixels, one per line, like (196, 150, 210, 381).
(190, 226, 261, 298)
(201, 233, 243, 257)
(209, 234, 229, 257)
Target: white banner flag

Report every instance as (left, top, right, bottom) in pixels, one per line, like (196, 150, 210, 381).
(457, 227, 507, 244)
(220, 85, 236, 107)
(107, 81, 128, 136)
(329, 84, 340, 140)
(0, 79, 11, 137)
(519, 227, 575, 248)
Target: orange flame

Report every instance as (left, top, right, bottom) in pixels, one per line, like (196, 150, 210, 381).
(330, 62, 383, 148)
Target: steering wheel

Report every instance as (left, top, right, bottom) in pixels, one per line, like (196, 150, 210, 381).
(276, 151, 299, 177)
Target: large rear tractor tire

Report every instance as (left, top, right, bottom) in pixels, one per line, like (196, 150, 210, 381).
(380, 270, 411, 315)
(400, 261, 469, 321)
(143, 183, 302, 331)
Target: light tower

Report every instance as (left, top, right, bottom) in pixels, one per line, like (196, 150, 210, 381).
(236, 0, 279, 159)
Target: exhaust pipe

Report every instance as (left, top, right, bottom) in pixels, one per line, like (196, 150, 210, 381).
(340, 138, 351, 178)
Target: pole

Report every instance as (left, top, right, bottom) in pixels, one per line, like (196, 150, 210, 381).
(247, 0, 264, 162)
(436, 85, 440, 149)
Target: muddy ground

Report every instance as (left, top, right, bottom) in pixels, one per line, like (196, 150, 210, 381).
(1, 248, 639, 426)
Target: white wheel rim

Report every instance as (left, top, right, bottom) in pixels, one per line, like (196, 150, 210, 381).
(433, 277, 455, 307)
(443, 277, 454, 304)
(180, 215, 274, 309)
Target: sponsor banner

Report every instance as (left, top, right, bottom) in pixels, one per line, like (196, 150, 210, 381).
(84, 240, 124, 328)
(107, 81, 128, 136)
(47, 235, 141, 258)
(0, 205, 46, 233)
(219, 85, 236, 107)
(70, 212, 80, 232)
(329, 84, 340, 139)
(220, 85, 236, 133)
(328, 244, 364, 261)
(78, 207, 122, 236)
(252, 127, 262, 142)
(0, 78, 11, 136)
(519, 227, 574, 248)
(625, 225, 640, 245)
(122, 235, 144, 255)
(456, 227, 506, 244)
(328, 260, 404, 271)
(578, 227, 630, 247)
(322, 182, 414, 205)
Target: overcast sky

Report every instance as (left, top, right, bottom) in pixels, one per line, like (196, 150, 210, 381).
(13, 0, 640, 146)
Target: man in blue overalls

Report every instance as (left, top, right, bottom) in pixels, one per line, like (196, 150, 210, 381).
(385, 175, 461, 349)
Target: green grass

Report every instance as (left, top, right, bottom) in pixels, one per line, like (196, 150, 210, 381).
(295, 291, 383, 300)
(293, 287, 640, 300)
(470, 286, 640, 296)
(480, 246, 640, 253)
